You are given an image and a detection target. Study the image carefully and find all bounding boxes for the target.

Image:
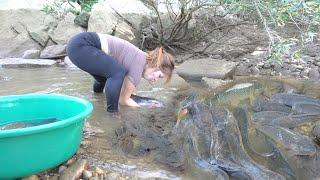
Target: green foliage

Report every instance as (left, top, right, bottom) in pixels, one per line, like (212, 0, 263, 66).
(221, 0, 320, 63)
(41, 0, 100, 18)
(69, 0, 99, 12)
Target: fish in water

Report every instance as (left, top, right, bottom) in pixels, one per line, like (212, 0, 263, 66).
(270, 93, 320, 107)
(0, 118, 57, 130)
(210, 81, 264, 105)
(130, 94, 164, 108)
(256, 124, 317, 156)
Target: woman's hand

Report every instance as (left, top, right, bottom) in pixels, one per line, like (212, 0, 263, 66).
(119, 98, 140, 107)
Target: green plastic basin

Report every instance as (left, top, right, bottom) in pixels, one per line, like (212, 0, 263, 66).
(0, 94, 93, 179)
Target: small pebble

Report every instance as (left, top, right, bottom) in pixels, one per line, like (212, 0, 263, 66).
(49, 175, 59, 180)
(83, 170, 93, 179)
(89, 177, 98, 180)
(106, 172, 120, 180)
(21, 175, 39, 180)
(94, 167, 105, 175)
(66, 158, 76, 166)
(58, 165, 67, 173)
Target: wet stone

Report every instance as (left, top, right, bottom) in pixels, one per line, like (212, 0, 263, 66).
(21, 175, 39, 180)
(58, 165, 67, 174)
(82, 170, 93, 179)
(308, 68, 320, 80)
(59, 159, 89, 180)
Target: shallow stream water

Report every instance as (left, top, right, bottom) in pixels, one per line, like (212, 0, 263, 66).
(1, 67, 320, 179)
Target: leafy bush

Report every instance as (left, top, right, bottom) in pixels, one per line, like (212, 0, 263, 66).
(140, 0, 320, 62)
(41, 0, 100, 18)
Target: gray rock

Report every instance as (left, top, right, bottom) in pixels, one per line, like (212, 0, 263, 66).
(28, 28, 49, 47)
(202, 77, 232, 90)
(296, 65, 304, 70)
(74, 12, 90, 28)
(250, 66, 260, 75)
(11, 22, 26, 34)
(59, 159, 89, 180)
(303, 44, 320, 57)
(176, 58, 238, 81)
(21, 175, 39, 180)
(280, 70, 292, 77)
(50, 13, 85, 44)
(88, 3, 136, 43)
(211, 54, 222, 59)
(43, 15, 59, 31)
(0, 58, 57, 68)
(300, 70, 309, 78)
(0, 32, 42, 58)
(236, 63, 249, 75)
(308, 68, 320, 80)
(291, 71, 301, 78)
(260, 69, 272, 75)
(273, 63, 283, 72)
(63, 56, 78, 69)
(0, 9, 52, 58)
(82, 170, 93, 179)
(106, 172, 120, 180)
(58, 165, 67, 174)
(289, 64, 298, 72)
(22, 50, 40, 59)
(40, 45, 66, 59)
(302, 55, 315, 63)
(263, 62, 271, 69)
(88, 177, 98, 180)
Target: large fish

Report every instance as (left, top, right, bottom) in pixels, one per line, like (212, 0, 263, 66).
(256, 124, 317, 156)
(253, 111, 290, 123)
(176, 96, 284, 180)
(265, 114, 320, 129)
(210, 81, 264, 105)
(270, 93, 320, 107)
(234, 105, 296, 179)
(292, 103, 320, 114)
(252, 97, 292, 113)
(131, 94, 164, 108)
(0, 118, 58, 130)
(216, 107, 285, 180)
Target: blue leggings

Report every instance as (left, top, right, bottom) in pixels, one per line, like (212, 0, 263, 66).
(67, 32, 126, 112)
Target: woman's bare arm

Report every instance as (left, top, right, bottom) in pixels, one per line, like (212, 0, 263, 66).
(119, 76, 140, 107)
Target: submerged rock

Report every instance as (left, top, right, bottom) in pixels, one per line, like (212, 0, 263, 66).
(0, 58, 56, 68)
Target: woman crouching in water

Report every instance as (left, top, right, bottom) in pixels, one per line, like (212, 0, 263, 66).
(66, 32, 175, 117)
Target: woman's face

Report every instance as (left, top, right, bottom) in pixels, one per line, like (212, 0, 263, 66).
(143, 68, 165, 82)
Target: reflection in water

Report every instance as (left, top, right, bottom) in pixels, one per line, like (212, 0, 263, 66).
(1, 67, 320, 179)
(0, 118, 58, 130)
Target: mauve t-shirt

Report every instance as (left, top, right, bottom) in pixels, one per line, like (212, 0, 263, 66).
(100, 34, 146, 87)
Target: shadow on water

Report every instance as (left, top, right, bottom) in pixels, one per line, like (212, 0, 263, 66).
(2, 67, 320, 179)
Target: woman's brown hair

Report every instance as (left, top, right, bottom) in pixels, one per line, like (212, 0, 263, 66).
(146, 47, 175, 83)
